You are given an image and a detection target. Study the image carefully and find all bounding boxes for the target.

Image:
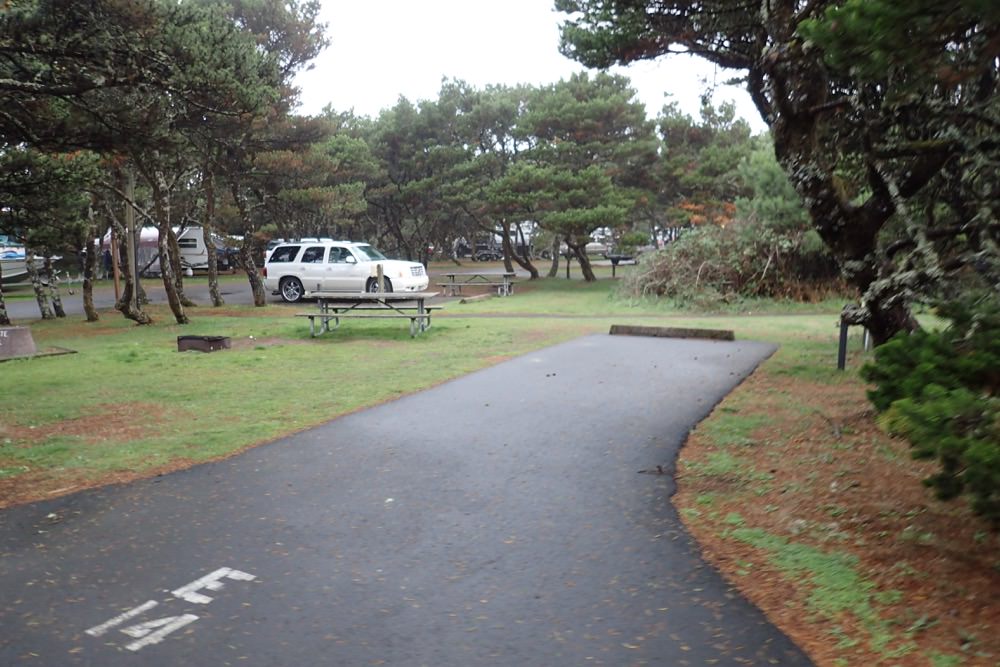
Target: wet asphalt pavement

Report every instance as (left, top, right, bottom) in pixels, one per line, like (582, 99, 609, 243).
(0, 334, 811, 666)
(3, 278, 262, 321)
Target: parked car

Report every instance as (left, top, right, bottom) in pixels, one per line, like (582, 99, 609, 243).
(262, 241, 428, 303)
(473, 248, 503, 261)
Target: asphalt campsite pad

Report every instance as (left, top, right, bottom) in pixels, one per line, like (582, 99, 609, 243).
(0, 334, 811, 666)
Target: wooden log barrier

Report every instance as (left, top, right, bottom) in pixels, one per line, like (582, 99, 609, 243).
(609, 324, 735, 341)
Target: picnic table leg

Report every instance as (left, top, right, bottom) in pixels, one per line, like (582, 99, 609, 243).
(318, 299, 328, 335)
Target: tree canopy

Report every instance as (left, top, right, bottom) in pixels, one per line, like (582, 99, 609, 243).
(558, 0, 1000, 343)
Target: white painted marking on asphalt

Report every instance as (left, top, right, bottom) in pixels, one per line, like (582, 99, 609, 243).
(85, 600, 159, 637)
(122, 614, 199, 651)
(171, 567, 256, 604)
(84, 567, 257, 652)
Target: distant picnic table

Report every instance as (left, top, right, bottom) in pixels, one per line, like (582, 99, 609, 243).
(297, 291, 442, 338)
(437, 272, 517, 297)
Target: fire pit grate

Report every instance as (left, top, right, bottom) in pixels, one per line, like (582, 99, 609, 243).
(177, 335, 232, 353)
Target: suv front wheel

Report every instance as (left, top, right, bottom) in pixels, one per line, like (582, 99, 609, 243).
(365, 277, 393, 293)
(280, 277, 305, 303)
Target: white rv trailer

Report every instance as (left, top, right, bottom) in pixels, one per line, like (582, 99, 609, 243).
(101, 226, 234, 275)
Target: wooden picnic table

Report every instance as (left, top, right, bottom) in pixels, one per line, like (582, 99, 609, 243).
(437, 272, 517, 297)
(297, 291, 441, 338)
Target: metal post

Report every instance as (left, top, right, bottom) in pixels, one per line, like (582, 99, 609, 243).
(837, 319, 849, 370)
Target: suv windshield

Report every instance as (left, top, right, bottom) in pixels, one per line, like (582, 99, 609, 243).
(353, 244, 387, 261)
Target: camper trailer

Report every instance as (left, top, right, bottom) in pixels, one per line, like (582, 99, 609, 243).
(175, 226, 224, 271)
(102, 226, 235, 276)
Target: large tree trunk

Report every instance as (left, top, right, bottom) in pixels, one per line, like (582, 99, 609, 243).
(202, 168, 224, 307)
(500, 223, 516, 274)
(501, 222, 539, 280)
(148, 177, 188, 325)
(111, 212, 152, 325)
(82, 229, 99, 322)
(513, 223, 540, 280)
(749, 23, 936, 345)
(230, 183, 267, 307)
(241, 241, 266, 306)
(25, 251, 54, 320)
(546, 236, 560, 278)
(566, 238, 597, 282)
(167, 226, 196, 308)
(43, 255, 66, 318)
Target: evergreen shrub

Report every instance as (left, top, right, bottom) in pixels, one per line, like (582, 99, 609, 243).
(861, 294, 1000, 524)
(619, 216, 839, 302)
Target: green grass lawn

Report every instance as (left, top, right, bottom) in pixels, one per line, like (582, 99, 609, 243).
(0, 277, 859, 488)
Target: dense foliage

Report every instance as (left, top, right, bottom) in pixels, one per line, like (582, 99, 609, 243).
(621, 134, 835, 303)
(862, 296, 1000, 523)
(656, 102, 753, 228)
(620, 215, 836, 304)
(1, 0, 327, 320)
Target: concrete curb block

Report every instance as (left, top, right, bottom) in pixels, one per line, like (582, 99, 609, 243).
(459, 294, 494, 304)
(609, 324, 735, 341)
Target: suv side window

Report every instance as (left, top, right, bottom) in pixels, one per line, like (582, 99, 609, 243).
(269, 245, 300, 263)
(328, 246, 349, 263)
(301, 246, 326, 263)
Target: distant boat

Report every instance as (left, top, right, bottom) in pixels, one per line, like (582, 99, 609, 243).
(1, 248, 28, 284)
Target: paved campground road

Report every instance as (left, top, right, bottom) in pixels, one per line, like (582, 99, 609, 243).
(0, 335, 811, 666)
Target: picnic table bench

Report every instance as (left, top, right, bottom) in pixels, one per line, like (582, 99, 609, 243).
(437, 272, 517, 297)
(298, 291, 441, 337)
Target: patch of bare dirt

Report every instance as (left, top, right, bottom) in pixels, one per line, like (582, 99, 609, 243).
(227, 335, 311, 349)
(8, 402, 170, 445)
(675, 367, 1000, 666)
(0, 459, 200, 509)
(0, 402, 180, 509)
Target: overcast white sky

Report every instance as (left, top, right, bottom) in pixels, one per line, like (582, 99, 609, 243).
(293, 0, 766, 131)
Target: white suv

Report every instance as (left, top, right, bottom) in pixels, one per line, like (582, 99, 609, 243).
(263, 241, 429, 302)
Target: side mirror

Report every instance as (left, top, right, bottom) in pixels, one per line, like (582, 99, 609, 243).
(345, 255, 357, 264)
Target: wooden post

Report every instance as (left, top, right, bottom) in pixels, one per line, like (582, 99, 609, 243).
(377, 263, 384, 292)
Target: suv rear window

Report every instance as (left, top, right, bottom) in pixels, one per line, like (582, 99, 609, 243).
(269, 245, 300, 263)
